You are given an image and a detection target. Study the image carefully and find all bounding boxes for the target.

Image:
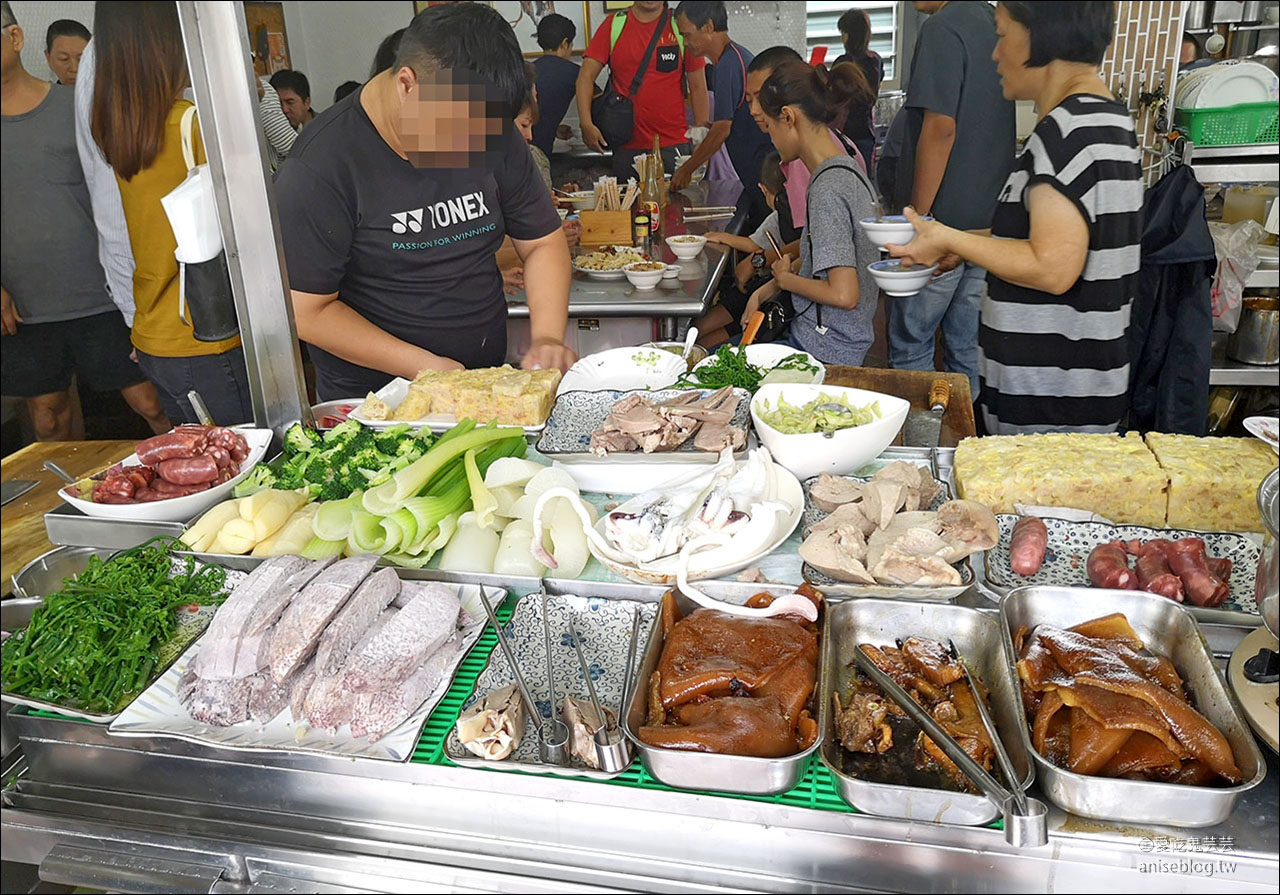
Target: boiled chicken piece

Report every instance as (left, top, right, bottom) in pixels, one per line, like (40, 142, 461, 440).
(799, 526, 874, 583)
(865, 511, 942, 571)
(808, 474, 864, 513)
(871, 461, 936, 512)
(860, 480, 908, 530)
(871, 527, 964, 586)
(936, 500, 1000, 561)
(807, 501, 877, 539)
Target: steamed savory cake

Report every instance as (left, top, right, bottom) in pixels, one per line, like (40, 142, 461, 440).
(1145, 433, 1275, 532)
(355, 365, 561, 427)
(954, 433, 1167, 528)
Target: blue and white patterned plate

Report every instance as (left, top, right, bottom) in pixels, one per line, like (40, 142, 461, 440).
(984, 515, 1261, 616)
(799, 465, 972, 601)
(444, 593, 656, 780)
(535, 387, 752, 461)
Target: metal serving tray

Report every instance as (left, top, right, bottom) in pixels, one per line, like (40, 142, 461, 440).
(1000, 586, 1267, 827)
(818, 599, 1032, 825)
(44, 503, 187, 550)
(622, 589, 824, 796)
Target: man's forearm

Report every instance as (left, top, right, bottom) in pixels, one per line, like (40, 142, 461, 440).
(576, 74, 596, 127)
(522, 242, 571, 346)
(911, 112, 956, 214)
(293, 296, 454, 376)
(684, 120, 730, 169)
(688, 69, 710, 127)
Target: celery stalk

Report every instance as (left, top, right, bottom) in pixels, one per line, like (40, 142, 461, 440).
(312, 490, 364, 541)
(348, 510, 395, 554)
(363, 423, 524, 515)
(465, 448, 499, 529)
(301, 535, 346, 560)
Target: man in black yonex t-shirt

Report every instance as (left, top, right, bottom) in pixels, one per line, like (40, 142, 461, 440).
(275, 3, 575, 400)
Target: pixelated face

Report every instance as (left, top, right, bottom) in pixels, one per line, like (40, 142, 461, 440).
(46, 34, 86, 85)
(674, 14, 711, 59)
(395, 68, 509, 168)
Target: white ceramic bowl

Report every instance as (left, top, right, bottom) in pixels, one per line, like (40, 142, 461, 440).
(750, 384, 909, 481)
(858, 215, 929, 248)
(58, 427, 274, 523)
(666, 234, 707, 259)
(661, 263, 680, 279)
(692, 344, 826, 387)
(868, 259, 939, 296)
(623, 261, 668, 290)
(557, 345, 687, 394)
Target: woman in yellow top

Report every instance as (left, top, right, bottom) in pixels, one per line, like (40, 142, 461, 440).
(89, 1, 251, 425)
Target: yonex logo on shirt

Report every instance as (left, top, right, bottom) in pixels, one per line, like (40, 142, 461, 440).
(391, 192, 491, 235)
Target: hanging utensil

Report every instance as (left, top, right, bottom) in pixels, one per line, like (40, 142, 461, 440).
(568, 616, 630, 773)
(903, 378, 951, 448)
(539, 589, 569, 765)
(851, 644, 1048, 847)
(476, 587, 545, 738)
(42, 461, 77, 484)
(187, 390, 215, 426)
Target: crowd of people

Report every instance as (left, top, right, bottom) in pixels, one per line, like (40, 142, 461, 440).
(1, 0, 1144, 443)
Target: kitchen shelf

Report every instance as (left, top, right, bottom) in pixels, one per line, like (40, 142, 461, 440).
(1249, 268, 1279, 288)
(1210, 332, 1279, 385)
(1187, 142, 1280, 184)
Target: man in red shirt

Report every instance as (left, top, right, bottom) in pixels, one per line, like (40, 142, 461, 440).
(576, 0, 709, 180)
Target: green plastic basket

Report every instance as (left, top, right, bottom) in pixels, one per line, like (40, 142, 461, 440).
(1175, 101, 1279, 146)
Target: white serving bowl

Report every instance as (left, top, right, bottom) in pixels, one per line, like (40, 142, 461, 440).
(691, 344, 826, 387)
(666, 234, 707, 259)
(661, 263, 680, 279)
(623, 261, 668, 290)
(868, 259, 939, 297)
(750, 384, 909, 481)
(58, 427, 274, 523)
(858, 214, 931, 249)
(557, 345, 687, 394)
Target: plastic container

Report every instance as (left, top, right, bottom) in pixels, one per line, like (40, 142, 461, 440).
(1174, 102, 1279, 146)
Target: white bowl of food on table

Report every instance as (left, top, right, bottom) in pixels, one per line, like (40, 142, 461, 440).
(557, 345, 687, 394)
(572, 246, 648, 279)
(857, 214, 932, 249)
(59, 426, 274, 523)
(688, 344, 826, 389)
(868, 259, 939, 297)
(665, 233, 707, 259)
(623, 260, 669, 290)
(750, 384, 909, 481)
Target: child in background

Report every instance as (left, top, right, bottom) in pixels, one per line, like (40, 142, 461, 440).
(694, 152, 798, 348)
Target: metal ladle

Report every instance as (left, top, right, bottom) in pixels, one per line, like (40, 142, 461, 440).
(851, 645, 1049, 848)
(476, 588, 549, 746)
(539, 589, 570, 765)
(568, 616, 630, 773)
(812, 403, 853, 439)
(43, 461, 77, 484)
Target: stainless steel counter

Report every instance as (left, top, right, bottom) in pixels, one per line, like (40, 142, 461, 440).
(505, 180, 746, 339)
(1210, 332, 1279, 386)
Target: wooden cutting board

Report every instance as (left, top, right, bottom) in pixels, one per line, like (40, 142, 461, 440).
(1, 440, 135, 596)
(823, 366, 975, 447)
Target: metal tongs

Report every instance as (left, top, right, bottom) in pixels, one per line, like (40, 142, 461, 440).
(476, 587, 567, 764)
(568, 615, 633, 773)
(851, 643, 1048, 847)
(539, 589, 570, 765)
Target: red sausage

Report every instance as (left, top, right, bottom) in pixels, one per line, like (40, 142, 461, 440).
(206, 445, 232, 468)
(133, 487, 169, 502)
(135, 429, 207, 465)
(1134, 549, 1184, 602)
(1164, 539, 1229, 607)
(96, 476, 135, 500)
(1206, 556, 1232, 583)
(156, 455, 219, 485)
(1010, 516, 1049, 576)
(150, 476, 211, 496)
(228, 433, 250, 462)
(1086, 541, 1139, 590)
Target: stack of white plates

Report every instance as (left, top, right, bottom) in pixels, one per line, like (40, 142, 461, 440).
(1176, 60, 1279, 109)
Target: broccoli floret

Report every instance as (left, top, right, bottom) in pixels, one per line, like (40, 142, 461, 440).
(284, 422, 323, 455)
(321, 419, 363, 449)
(395, 439, 426, 461)
(373, 425, 412, 453)
(317, 478, 350, 501)
(232, 464, 277, 498)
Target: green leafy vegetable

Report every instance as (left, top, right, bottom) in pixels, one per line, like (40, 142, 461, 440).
(1, 538, 229, 714)
(675, 345, 764, 391)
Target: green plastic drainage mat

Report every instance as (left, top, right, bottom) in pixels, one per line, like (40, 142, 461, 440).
(410, 600, 859, 815)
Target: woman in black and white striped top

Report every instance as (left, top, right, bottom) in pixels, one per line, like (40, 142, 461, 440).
(887, 1, 1141, 435)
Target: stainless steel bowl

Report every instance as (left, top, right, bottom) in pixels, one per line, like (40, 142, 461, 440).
(10, 545, 116, 598)
(819, 599, 1032, 824)
(622, 590, 823, 795)
(1256, 468, 1279, 639)
(1000, 586, 1267, 827)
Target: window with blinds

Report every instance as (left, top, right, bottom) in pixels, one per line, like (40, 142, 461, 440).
(804, 1, 901, 88)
